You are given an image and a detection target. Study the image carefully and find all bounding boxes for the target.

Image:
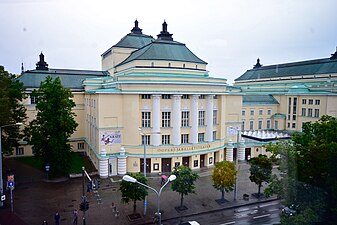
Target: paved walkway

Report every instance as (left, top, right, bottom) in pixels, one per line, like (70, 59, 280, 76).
(0, 158, 278, 225)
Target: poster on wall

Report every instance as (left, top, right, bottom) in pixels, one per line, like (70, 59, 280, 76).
(100, 131, 121, 145)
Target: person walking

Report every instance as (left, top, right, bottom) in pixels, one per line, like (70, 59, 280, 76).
(73, 209, 78, 225)
(54, 211, 60, 225)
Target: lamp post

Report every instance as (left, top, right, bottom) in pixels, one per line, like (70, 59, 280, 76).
(0, 122, 22, 208)
(122, 174, 176, 225)
(228, 125, 241, 201)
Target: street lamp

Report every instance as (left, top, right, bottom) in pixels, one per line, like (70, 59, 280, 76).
(122, 174, 176, 225)
(0, 122, 22, 207)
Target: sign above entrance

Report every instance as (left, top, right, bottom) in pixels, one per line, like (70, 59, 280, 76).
(157, 144, 211, 153)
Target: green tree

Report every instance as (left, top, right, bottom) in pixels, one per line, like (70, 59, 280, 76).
(171, 165, 199, 209)
(24, 76, 78, 177)
(212, 161, 236, 203)
(119, 173, 148, 216)
(249, 154, 272, 197)
(0, 66, 26, 155)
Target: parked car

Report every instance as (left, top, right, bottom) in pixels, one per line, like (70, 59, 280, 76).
(282, 204, 298, 216)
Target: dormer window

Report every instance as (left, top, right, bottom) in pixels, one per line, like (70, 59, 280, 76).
(151, 62, 154, 67)
(168, 63, 171, 67)
(183, 64, 185, 68)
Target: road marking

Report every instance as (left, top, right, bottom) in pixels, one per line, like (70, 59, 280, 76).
(259, 202, 279, 208)
(220, 221, 235, 225)
(235, 207, 250, 212)
(269, 208, 279, 212)
(253, 214, 271, 219)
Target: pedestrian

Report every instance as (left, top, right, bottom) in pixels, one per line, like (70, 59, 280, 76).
(161, 175, 167, 185)
(42, 220, 48, 225)
(54, 211, 60, 225)
(73, 209, 78, 225)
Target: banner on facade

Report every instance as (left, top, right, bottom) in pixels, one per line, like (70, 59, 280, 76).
(100, 131, 121, 145)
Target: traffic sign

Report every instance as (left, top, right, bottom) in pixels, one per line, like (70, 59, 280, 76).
(1, 195, 5, 201)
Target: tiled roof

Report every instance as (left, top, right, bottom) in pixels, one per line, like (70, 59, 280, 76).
(17, 69, 109, 89)
(235, 58, 337, 81)
(243, 95, 279, 105)
(113, 33, 154, 49)
(116, 39, 207, 67)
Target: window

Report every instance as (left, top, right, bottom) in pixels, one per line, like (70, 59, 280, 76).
(198, 133, 205, 142)
(293, 115, 296, 120)
(183, 64, 185, 68)
(302, 108, 306, 116)
(241, 120, 245, 131)
(182, 94, 189, 99)
(162, 94, 171, 99)
(308, 99, 313, 105)
(141, 135, 150, 145)
(292, 123, 296, 128)
(259, 109, 263, 116)
(308, 108, 313, 117)
(288, 97, 291, 114)
(198, 111, 205, 126)
(213, 131, 216, 140)
(162, 135, 170, 145)
(168, 63, 171, 67)
(213, 110, 217, 125)
(142, 112, 151, 127)
(151, 62, 154, 67)
(181, 111, 189, 127)
(287, 123, 290, 128)
(78, 143, 84, 150)
(293, 97, 297, 114)
(266, 120, 271, 129)
(250, 109, 254, 116)
(199, 95, 205, 99)
(315, 99, 320, 105)
(181, 134, 189, 144)
(93, 100, 96, 108)
(141, 94, 151, 99)
(267, 109, 272, 115)
(249, 120, 254, 130)
(30, 94, 38, 104)
(242, 109, 246, 116)
(302, 99, 307, 104)
(275, 120, 279, 130)
(214, 95, 218, 99)
(288, 115, 291, 120)
(16, 147, 24, 156)
(162, 112, 171, 127)
(314, 109, 320, 118)
(258, 120, 262, 129)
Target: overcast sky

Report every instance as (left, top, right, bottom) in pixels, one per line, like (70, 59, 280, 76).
(1, 0, 337, 84)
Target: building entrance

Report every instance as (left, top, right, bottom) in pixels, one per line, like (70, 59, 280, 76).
(200, 154, 206, 168)
(140, 158, 151, 174)
(161, 158, 172, 173)
(182, 157, 189, 168)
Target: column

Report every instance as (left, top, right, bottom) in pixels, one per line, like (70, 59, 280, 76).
(172, 95, 181, 145)
(238, 137, 246, 161)
(205, 95, 214, 142)
(117, 147, 127, 175)
(152, 95, 161, 146)
(99, 149, 109, 178)
(191, 95, 199, 144)
(226, 140, 234, 162)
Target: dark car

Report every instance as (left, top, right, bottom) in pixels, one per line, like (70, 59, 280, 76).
(282, 204, 298, 216)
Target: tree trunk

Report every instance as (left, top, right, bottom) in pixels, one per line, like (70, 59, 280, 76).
(180, 193, 184, 209)
(133, 200, 137, 215)
(258, 183, 261, 198)
(221, 189, 225, 202)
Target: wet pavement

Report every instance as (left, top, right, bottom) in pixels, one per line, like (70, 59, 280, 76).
(0, 158, 278, 225)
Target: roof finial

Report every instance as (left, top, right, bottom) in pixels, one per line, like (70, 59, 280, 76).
(131, 19, 142, 34)
(330, 46, 337, 60)
(253, 58, 262, 69)
(36, 52, 49, 70)
(21, 62, 25, 74)
(157, 20, 173, 41)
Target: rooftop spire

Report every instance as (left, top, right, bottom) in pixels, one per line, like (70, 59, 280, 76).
(157, 20, 173, 41)
(36, 52, 49, 70)
(253, 58, 262, 69)
(21, 62, 24, 74)
(131, 19, 142, 34)
(330, 46, 337, 60)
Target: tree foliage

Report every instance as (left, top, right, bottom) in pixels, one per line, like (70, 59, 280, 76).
(24, 76, 77, 177)
(171, 165, 199, 209)
(119, 173, 148, 215)
(249, 154, 272, 197)
(0, 66, 26, 155)
(212, 161, 236, 202)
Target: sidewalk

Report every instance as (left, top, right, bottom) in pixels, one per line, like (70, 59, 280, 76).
(0, 159, 278, 225)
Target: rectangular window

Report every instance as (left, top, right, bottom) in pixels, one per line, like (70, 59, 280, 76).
(293, 115, 296, 120)
(213, 131, 216, 141)
(182, 94, 189, 99)
(293, 97, 297, 114)
(30, 94, 38, 104)
(267, 120, 271, 129)
(292, 123, 296, 128)
(16, 147, 24, 156)
(77, 143, 84, 150)
(198, 111, 205, 126)
(314, 109, 320, 118)
(181, 111, 189, 127)
(302, 108, 306, 116)
(275, 120, 278, 130)
(302, 99, 307, 104)
(267, 109, 272, 115)
(308, 99, 313, 105)
(241, 120, 245, 131)
(288, 97, 292, 114)
(288, 115, 291, 120)
(259, 109, 263, 116)
(213, 110, 217, 125)
(250, 109, 254, 116)
(141, 135, 150, 145)
(181, 134, 189, 144)
(162, 94, 171, 99)
(162, 135, 170, 145)
(199, 95, 205, 99)
(249, 120, 254, 130)
(258, 120, 262, 129)
(142, 112, 151, 127)
(242, 109, 246, 116)
(198, 133, 205, 142)
(287, 122, 290, 128)
(162, 112, 171, 127)
(308, 108, 313, 117)
(315, 99, 320, 105)
(141, 94, 151, 99)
